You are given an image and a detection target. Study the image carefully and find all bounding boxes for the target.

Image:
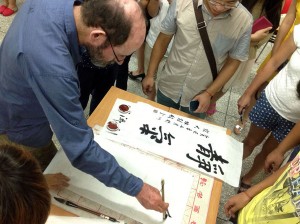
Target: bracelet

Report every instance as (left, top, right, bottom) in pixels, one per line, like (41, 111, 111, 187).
(242, 191, 252, 200)
(205, 90, 213, 98)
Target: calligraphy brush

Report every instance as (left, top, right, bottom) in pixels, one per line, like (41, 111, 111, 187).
(54, 197, 120, 223)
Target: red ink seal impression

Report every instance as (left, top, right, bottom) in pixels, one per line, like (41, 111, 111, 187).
(118, 104, 130, 114)
(106, 121, 119, 132)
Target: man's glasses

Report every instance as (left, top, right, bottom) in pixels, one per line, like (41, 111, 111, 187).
(208, 0, 239, 9)
(106, 35, 123, 63)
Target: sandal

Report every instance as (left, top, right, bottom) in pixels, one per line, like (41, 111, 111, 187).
(233, 120, 246, 135)
(2, 6, 17, 16)
(0, 5, 7, 14)
(128, 71, 145, 81)
(206, 103, 216, 116)
(238, 178, 251, 193)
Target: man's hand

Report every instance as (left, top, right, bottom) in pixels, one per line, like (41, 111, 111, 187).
(44, 173, 70, 191)
(224, 192, 251, 219)
(136, 183, 169, 213)
(264, 149, 285, 173)
(142, 76, 155, 96)
(192, 92, 211, 113)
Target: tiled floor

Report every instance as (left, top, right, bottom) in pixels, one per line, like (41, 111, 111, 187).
(0, 4, 273, 223)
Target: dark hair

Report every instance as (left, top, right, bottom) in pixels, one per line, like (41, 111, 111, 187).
(0, 144, 51, 224)
(297, 80, 300, 99)
(81, 0, 132, 46)
(242, 0, 283, 32)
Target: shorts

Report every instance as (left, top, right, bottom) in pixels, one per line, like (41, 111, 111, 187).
(249, 90, 296, 142)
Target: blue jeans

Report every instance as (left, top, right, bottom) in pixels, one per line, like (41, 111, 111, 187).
(157, 89, 206, 119)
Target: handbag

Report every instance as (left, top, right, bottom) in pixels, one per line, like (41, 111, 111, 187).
(193, 0, 218, 80)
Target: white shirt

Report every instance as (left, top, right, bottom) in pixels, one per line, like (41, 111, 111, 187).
(266, 25, 300, 123)
(146, 0, 173, 56)
(157, 0, 252, 107)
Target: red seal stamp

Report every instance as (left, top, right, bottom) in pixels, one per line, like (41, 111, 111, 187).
(118, 104, 130, 114)
(106, 121, 119, 132)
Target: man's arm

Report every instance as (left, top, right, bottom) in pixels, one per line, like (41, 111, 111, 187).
(193, 58, 241, 113)
(142, 32, 173, 96)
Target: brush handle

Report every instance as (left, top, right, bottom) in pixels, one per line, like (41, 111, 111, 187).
(65, 201, 118, 222)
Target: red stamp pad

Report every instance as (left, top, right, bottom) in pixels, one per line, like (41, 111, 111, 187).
(106, 121, 119, 132)
(118, 104, 130, 114)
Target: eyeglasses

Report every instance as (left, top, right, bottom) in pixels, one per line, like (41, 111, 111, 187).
(208, 0, 239, 9)
(106, 35, 123, 63)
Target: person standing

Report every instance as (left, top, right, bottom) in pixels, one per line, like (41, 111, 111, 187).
(0, 0, 168, 213)
(142, 0, 252, 119)
(237, 25, 300, 193)
(230, 0, 283, 135)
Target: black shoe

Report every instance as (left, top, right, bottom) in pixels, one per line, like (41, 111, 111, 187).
(128, 71, 145, 80)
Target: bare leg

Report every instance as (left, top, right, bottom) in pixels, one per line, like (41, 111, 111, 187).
(8, 0, 16, 9)
(1, 0, 8, 6)
(243, 123, 270, 159)
(242, 134, 279, 185)
(130, 43, 145, 76)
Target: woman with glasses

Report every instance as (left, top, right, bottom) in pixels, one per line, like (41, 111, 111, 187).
(142, 0, 252, 119)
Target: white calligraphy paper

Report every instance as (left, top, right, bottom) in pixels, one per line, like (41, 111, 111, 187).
(45, 136, 194, 224)
(101, 99, 243, 187)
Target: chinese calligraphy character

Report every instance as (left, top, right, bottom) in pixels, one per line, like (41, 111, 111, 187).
(177, 118, 183, 123)
(202, 128, 209, 134)
(197, 191, 203, 198)
(139, 124, 175, 145)
(167, 114, 175, 119)
(196, 143, 229, 164)
(193, 205, 200, 213)
(186, 143, 228, 175)
(199, 177, 207, 186)
(115, 115, 127, 123)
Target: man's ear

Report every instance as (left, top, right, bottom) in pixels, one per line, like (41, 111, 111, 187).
(89, 29, 107, 46)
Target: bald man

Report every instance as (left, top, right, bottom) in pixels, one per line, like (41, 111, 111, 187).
(0, 0, 168, 213)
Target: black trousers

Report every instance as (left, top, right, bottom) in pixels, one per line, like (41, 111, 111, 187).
(78, 55, 131, 115)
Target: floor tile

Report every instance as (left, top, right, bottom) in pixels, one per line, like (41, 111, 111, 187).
(0, 31, 5, 44)
(206, 111, 226, 127)
(215, 90, 230, 114)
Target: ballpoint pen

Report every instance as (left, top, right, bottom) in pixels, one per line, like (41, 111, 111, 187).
(54, 197, 120, 223)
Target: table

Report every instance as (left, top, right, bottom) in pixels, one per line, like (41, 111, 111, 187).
(50, 204, 76, 216)
(51, 86, 223, 223)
